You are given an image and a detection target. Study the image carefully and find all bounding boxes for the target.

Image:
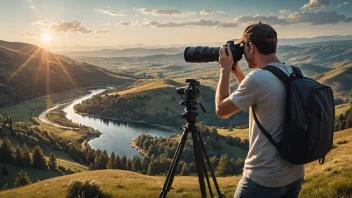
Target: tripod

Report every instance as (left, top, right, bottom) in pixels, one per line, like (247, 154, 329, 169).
(159, 79, 223, 198)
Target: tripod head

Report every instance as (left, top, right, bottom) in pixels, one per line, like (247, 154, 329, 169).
(176, 79, 207, 123)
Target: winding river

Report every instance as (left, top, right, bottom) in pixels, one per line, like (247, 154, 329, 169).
(44, 89, 175, 158)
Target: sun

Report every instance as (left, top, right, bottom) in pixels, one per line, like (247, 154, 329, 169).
(41, 33, 52, 42)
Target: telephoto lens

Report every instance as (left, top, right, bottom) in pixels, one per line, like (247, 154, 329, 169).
(184, 46, 220, 63)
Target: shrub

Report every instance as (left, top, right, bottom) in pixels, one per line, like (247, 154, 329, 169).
(66, 179, 103, 198)
(14, 170, 32, 188)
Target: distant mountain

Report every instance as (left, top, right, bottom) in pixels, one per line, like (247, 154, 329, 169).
(0, 40, 133, 107)
(59, 47, 185, 58)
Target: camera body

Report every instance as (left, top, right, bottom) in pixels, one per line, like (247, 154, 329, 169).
(184, 40, 244, 63)
(176, 79, 200, 100)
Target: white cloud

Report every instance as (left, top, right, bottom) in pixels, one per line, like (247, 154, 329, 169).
(336, 2, 348, 8)
(122, 19, 237, 28)
(20, 32, 38, 36)
(287, 10, 348, 25)
(234, 14, 288, 25)
(301, 0, 330, 10)
(105, 22, 112, 26)
(50, 21, 92, 34)
(343, 2, 348, 5)
(137, 8, 196, 16)
(95, 30, 110, 34)
(32, 20, 51, 25)
(30, 5, 35, 9)
(279, 10, 291, 14)
(200, 10, 225, 15)
(26, 0, 32, 2)
(95, 9, 125, 16)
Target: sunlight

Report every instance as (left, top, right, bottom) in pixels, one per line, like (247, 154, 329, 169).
(41, 33, 52, 42)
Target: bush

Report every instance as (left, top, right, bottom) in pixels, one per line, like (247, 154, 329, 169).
(66, 179, 103, 198)
(14, 170, 32, 188)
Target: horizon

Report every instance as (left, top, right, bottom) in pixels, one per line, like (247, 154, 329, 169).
(1, 0, 352, 49)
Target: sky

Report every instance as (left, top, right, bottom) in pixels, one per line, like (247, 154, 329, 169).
(0, 0, 351, 48)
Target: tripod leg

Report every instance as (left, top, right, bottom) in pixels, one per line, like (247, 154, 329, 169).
(191, 126, 207, 198)
(197, 129, 223, 196)
(201, 151, 214, 197)
(159, 126, 189, 198)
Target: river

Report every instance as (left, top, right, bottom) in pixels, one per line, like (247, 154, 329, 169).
(59, 89, 175, 158)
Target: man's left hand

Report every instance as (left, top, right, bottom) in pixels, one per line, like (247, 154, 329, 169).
(219, 46, 234, 71)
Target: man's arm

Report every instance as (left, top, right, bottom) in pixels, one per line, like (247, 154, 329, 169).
(215, 47, 245, 118)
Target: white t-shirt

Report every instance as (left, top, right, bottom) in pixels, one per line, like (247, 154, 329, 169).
(229, 62, 305, 187)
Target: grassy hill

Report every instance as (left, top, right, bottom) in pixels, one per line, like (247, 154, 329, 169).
(75, 79, 249, 128)
(0, 40, 133, 107)
(1, 128, 351, 198)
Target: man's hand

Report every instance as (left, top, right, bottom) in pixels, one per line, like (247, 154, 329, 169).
(219, 46, 234, 71)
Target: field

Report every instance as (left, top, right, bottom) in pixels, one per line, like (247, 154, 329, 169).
(217, 128, 249, 140)
(1, 128, 351, 198)
(0, 89, 89, 122)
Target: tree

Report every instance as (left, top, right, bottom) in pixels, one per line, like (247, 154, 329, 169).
(127, 159, 132, 171)
(106, 152, 116, 169)
(114, 155, 121, 169)
(210, 156, 219, 170)
(121, 156, 127, 170)
(180, 163, 190, 176)
(346, 111, 352, 129)
(132, 156, 142, 172)
(14, 145, 24, 166)
(85, 149, 95, 164)
(32, 145, 47, 169)
(0, 137, 14, 163)
(141, 156, 150, 173)
(157, 72, 165, 79)
(48, 152, 57, 171)
(215, 154, 232, 176)
(14, 170, 32, 188)
(22, 144, 32, 167)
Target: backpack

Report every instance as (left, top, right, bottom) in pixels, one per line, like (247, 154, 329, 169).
(252, 65, 335, 165)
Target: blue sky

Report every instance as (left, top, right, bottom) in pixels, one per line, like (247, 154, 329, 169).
(1, 0, 351, 48)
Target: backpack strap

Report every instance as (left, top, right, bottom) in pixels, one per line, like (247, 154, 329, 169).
(263, 65, 303, 83)
(252, 106, 282, 151)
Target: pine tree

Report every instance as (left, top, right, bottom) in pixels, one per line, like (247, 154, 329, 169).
(114, 155, 121, 169)
(346, 111, 352, 129)
(85, 149, 95, 164)
(0, 137, 14, 163)
(88, 162, 94, 171)
(141, 156, 150, 173)
(127, 159, 132, 171)
(48, 152, 57, 171)
(132, 156, 142, 172)
(22, 144, 32, 167)
(121, 156, 127, 170)
(106, 152, 116, 169)
(215, 154, 232, 176)
(14, 170, 32, 188)
(32, 145, 47, 169)
(14, 145, 24, 166)
(180, 163, 190, 176)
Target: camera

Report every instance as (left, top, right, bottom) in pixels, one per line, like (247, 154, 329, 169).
(176, 79, 200, 100)
(184, 40, 244, 63)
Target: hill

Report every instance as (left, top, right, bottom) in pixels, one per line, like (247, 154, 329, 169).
(1, 128, 351, 198)
(74, 79, 249, 128)
(0, 40, 133, 107)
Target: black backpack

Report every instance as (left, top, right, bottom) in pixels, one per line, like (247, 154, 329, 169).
(253, 65, 335, 165)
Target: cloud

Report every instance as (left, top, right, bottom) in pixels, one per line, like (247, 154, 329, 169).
(50, 21, 92, 34)
(20, 32, 38, 36)
(117, 21, 132, 26)
(95, 36, 102, 39)
(200, 10, 225, 15)
(137, 8, 196, 16)
(234, 14, 288, 25)
(30, 5, 35, 9)
(26, 0, 32, 2)
(95, 30, 110, 34)
(301, 0, 329, 10)
(279, 10, 291, 14)
(287, 10, 349, 25)
(32, 20, 51, 25)
(95, 9, 125, 16)
(127, 19, 237, 28)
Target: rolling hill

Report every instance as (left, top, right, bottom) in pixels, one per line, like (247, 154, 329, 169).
(74, 79, 249, 128)
(1, 128, 351, 198)
(0, 40, 133, 107)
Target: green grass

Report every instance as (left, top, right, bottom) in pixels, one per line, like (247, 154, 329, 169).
(0, 89, 88, 123)
(217, 128, 249, 140)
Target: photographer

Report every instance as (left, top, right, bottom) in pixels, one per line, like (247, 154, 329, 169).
(215, 23, 305, 198)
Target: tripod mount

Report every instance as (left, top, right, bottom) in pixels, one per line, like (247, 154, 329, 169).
(159, 79, 223, 198)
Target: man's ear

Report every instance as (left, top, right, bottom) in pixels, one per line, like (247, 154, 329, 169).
(249, 42, 255, 54)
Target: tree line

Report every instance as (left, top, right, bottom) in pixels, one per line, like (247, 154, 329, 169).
(334, 104, 352, 131)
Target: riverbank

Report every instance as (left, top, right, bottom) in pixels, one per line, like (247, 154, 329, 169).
(129, 138, 147, 156)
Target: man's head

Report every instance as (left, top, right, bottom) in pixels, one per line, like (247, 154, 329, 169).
(235, 22, 278, 68)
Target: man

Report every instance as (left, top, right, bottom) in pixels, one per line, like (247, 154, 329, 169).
(215, 22, 304, 198)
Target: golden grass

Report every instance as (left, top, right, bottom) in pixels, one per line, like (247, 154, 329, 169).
(217, 128, 249, 140)
(335, 103, 351, 116)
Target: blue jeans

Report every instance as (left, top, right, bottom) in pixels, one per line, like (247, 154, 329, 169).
(234, 176, 304, 198)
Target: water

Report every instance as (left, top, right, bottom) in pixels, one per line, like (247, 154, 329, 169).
(61, 89, 175, 158)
